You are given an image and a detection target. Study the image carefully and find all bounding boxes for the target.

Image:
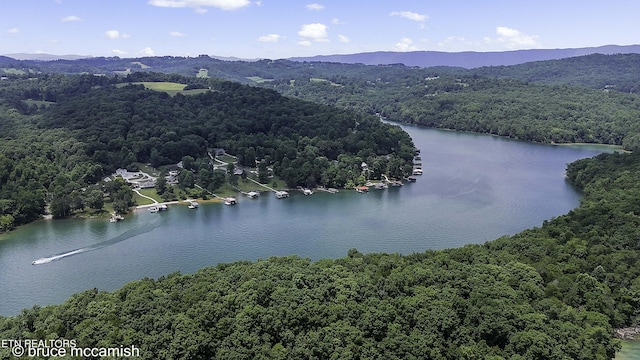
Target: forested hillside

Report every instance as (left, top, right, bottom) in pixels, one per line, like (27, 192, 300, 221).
(3, 54, 640, 359)
(3, 151, 640, 359)
(0, 72, 414, 231)
(5, 54, 640, 149)
(472, 53, 640, 93)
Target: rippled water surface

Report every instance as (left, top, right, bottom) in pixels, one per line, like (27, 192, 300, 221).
(0, 124, 613, 316)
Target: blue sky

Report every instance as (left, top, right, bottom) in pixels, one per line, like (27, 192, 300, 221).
(2, 0, 639, 59)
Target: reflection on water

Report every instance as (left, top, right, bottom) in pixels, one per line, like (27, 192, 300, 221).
(0, 126, 612, 317)
(617, 340, 640, 359)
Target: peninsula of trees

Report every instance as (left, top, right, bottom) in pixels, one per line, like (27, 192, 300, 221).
(2, 151, 639, 359)
(2, 53, 640, 359)
(5, 53, 640, 148)
(0, 72, 414, 231)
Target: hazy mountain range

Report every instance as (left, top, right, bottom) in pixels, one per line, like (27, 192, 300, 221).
(2, 44, 640, 69)
(287, 44, 640, 68)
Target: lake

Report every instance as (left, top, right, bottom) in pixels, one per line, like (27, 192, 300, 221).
(0, 124, 614, 317)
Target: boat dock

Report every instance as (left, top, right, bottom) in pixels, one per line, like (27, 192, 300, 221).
(246, 178, 290, 199)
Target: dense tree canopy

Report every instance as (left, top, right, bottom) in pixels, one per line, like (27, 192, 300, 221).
(5, 53, 640, 149)
(3, 55, 640, 359)
(3, 152, 640, 359)
(0, 72, 414, 231)
(39, 77, 414, 188)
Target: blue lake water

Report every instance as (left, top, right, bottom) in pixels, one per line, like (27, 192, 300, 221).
(0, 124, 615, 317)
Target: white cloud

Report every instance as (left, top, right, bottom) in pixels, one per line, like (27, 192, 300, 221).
(331, 18, 345, 25)
(106, 30, 121, 39)
(111, 49, 127, 55)
(140, 47, 155, 56)
(298, 23, 329, 42)
(488, 26, 540, 49)
(258, 34, 281, 43)
(297, 40, 312, 47)
(105, 30, 130, 39)
(148, 0, 250, 11)
(61, 15, 81, 22)
(170, 31, 186, 37)
(337, 34, 349, 43)
(306, 3, 324, 11)
(393, 37, 418, 52)
(7, 28, 19, 34)
(390, 11, 428, 22)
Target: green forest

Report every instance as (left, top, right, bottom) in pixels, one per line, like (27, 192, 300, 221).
(0, 72, 414, 231)
(2, 152, 640, 359)
(5, 53, 640, 148)
(2, 54, 640, 358)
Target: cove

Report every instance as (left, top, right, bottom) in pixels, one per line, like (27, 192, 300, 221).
(0, 124, 614, 316)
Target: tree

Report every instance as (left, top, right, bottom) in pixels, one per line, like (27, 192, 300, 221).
(0, 214, 15, 232)
(182, 155, 195, 171)
(86, 189, 104, 211)
(49, 194, 72, 218)
(208, 171, 226, 192)
(155, 175, 167, 195)
(258, 160, 269, 184)
(179, 171, 195, 189)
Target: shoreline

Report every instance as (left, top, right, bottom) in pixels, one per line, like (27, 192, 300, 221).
(616, 327, 640, 340)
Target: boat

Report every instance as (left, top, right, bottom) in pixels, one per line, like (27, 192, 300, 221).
(373, 182, 388, 190)
(148, 206, 159, 213)
(275, 190, 289, 199)
(246, 191, 260, 199)
(303, 188, 313, 196)
(188, 200, 199, 209)
(224, 197, 237, 205)
(109, 214, 124, 222)
(412, 168, 423, 175)
(407, 176, 417, 182)
(158, 204, 168, 211)
(356, 186, 369, 193)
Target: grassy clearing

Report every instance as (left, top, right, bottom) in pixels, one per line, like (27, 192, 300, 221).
(181, 89, 210, 96)
(246, 76, 274, 83)
(2, 68, 26, 75)
(138, 188, 164, 202)
(215, 154, 237, 164)
(130, 61, 151, 69)
(310, 78, 342, 86)
(133, 192, 155, 206)
(115, 82, 211, 96)
(24, 100, 56, 108)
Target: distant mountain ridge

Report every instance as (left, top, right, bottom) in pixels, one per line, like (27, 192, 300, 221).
(4, 53, 93, 61)
(288, 44, 640, 69)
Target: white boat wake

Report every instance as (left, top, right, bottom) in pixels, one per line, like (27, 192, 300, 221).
(32, 248, 87, 265)
(31, 217, 161, 265)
